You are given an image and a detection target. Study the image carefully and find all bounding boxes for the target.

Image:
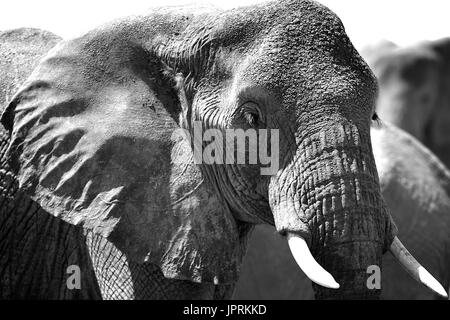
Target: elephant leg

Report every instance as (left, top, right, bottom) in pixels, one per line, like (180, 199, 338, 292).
(0, 129, 101, 299)
(0, 194, 102, 299)
(85, 231, 234, 299)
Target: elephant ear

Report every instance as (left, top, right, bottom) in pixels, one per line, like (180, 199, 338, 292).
(0, 30, 251, 284)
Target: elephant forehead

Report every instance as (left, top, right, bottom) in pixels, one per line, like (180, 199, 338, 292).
(228, 4, 376, 106)
(223, 0, 356, 66)
(229, 0, 345, 39)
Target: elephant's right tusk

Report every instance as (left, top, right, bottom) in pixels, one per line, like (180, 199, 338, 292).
(287, 233, 340, 289)
(389, 236, 448, 298)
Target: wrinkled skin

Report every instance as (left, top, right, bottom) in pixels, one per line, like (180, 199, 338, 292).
(1, 1, 397, 299)
(0, 28, 233, 299)
(0, 28, 102, 299)
(361, 38, 450, 168)
(234, 123, 450, 300)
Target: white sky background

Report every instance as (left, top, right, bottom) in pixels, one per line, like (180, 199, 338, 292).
(0, 0, 449, 51)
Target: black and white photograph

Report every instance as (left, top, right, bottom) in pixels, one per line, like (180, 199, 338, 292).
(0, 0, 449, 307)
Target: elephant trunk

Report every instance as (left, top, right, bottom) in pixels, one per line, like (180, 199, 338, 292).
(312, 239, 383, 299)
(269, 122, 394, 299)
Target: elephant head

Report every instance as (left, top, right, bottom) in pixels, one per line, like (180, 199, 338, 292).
(0, 0, 445, 299)
(362, 38, 450, 168)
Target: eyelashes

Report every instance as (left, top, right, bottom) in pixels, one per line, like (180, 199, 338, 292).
(240, 101, 265, 127)
(244, 111, 259, 126)
(371, 112, 382, 126)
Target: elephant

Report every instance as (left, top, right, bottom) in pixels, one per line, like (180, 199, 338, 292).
(0, 0, 446, 299)
(233, 123, 450, 300)
(361, 38, 450, 168)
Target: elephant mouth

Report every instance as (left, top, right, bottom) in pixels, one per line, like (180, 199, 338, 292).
(286, 232, 448, 299)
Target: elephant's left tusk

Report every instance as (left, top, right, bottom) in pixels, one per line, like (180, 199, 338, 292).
(389, 236, 448, 298)
(287, 233, 340, 289)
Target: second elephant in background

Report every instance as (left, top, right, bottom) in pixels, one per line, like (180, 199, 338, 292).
(361, 38, 450, 168)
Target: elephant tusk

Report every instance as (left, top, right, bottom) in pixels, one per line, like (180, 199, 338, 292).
(389, 236, 448, 298)
(287, 233, 340, 289)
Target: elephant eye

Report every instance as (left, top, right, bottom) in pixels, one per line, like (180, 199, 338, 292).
(241, 101, 264, 127)
(371, 112, 382, 126)
(245, 110, 259, 126)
